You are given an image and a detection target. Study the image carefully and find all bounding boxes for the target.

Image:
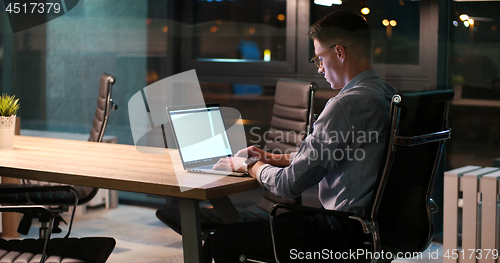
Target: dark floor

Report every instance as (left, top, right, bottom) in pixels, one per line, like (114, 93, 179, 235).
(23, 203, 444, 263)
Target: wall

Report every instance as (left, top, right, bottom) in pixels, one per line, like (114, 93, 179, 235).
(43, 0, 148, 144)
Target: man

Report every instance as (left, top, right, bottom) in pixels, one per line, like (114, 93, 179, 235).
(211, 10, 398, 262)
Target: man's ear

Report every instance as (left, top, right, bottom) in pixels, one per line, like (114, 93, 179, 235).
(335, 45, 346, 60)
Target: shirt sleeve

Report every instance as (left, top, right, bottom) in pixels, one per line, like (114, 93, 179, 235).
(256, 152, 296, 187)
(255, 164, 271, 186)
(257, 95, 358, 199)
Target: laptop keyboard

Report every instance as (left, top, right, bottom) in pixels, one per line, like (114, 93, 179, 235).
(188, 164, 247, 177)
(196, 164, 215, 170)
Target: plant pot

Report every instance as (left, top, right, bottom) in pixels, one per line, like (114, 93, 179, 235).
(0, 115, 16, 149)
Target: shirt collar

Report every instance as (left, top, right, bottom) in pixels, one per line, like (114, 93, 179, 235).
(339, 69, 380, 94)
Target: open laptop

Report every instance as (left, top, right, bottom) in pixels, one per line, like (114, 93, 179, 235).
(166, 103, 247, 176)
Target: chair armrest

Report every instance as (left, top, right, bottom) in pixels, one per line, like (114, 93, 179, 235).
(394, 128, 451, 146)
(268, 203, 373, 263)
(269, 203, 373, 233)
(0, 185, 79, 238)
(269, 202, 354, 219)
(0, 204, 54, 221)
(429, 198, 439, 213)
(0, 185, 80, 206)
(0, 185, 77, 195)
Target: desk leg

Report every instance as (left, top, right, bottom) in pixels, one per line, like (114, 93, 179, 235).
(209, 196, 242, 224)
(1, 177, 21, 238)
(179, 198, 203, 263)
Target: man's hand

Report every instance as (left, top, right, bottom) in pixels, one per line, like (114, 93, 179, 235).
(213, 146, 294, 178)
(235, 145, 265, 159)
(236, 146, 292, 167)
(212, 157, 248, 173)
(212, 154, 262, 179)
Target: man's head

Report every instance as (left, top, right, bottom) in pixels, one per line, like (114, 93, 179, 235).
(309, 10, 372, 89)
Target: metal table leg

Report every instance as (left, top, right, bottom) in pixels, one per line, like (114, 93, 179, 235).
(180, 198, 203, 263)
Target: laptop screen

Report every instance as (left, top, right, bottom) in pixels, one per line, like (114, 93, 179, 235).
(168, 105, 232, 167)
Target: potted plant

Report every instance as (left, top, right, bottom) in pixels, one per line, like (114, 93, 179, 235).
(0, 94, 19, 149)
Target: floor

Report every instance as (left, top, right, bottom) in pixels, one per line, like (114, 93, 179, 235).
(24, 205, 184, 263)
(20, 195, 444, 263)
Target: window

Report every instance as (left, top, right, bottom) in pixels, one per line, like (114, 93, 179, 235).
(447, 1, 500, 170)
(0, 0, 169, 146)
(193, 0, 287, 62)
(308, 0, 420, 65)
(298, 0, 435, 91)
(180, 0, 297, 75)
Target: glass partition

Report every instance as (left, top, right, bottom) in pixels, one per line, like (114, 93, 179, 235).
(181, 0, 296, 74)
(297, 0, 431, 91)
(447, 1, 500, 170)
(308, 0, 420, 65)
(193, 0, 287, 62)
(0, 0, 170, 146)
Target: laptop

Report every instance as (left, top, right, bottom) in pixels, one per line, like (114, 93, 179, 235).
(166, 103, 247, 176)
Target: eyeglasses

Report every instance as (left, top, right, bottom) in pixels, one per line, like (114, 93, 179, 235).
(310, 44, 345, 68)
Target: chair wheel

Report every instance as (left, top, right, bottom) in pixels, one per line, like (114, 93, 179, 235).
(52, 226, 62, 234)
(239, 254, 247, 263)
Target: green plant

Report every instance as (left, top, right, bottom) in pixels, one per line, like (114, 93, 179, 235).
(0, 94, 20, 117)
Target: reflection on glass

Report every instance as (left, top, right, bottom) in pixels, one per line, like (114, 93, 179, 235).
(200, 81, 276, 147)
(447, 2, 500, 170)
(309, 0, 420, 65)
(449, 2, 500, 92)
(193, 0, 287, 62)
(0, 0, 166, 146)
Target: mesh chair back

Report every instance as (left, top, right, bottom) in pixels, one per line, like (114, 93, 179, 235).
(371, 90, 454, 255)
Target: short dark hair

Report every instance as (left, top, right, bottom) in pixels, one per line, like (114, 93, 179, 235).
(309, 10, 371, 59)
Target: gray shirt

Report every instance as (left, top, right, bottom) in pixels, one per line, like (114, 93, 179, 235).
(257, 70, 398, 216)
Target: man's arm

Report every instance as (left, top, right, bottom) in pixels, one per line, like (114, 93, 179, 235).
(238, 145, 293, 167)
(211, 156, 264, 179)
(212, 145, 296, 179)
(247, 161, 266, 179)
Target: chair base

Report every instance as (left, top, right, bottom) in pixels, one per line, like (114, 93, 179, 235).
(156, 206, 225, 238)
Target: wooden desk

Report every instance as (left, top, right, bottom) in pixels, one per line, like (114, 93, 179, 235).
(0, 136, 260, 263)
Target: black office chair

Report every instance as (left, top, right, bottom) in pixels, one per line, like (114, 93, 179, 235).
(0, 73, 117, 237)
(239, 89, 454, 263)
(155, 79, 318, 257)
(0, 186, 116, 263)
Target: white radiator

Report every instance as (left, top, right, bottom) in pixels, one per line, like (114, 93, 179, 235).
(444, 166, 500, 263)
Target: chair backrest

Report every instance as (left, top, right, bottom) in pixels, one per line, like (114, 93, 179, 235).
(256, 79, 318, 211)
(370, 89, 454, 255)
(264, 79, 318, 153)
(89, 73, 117, 142)
(82, 73, 117, 204)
